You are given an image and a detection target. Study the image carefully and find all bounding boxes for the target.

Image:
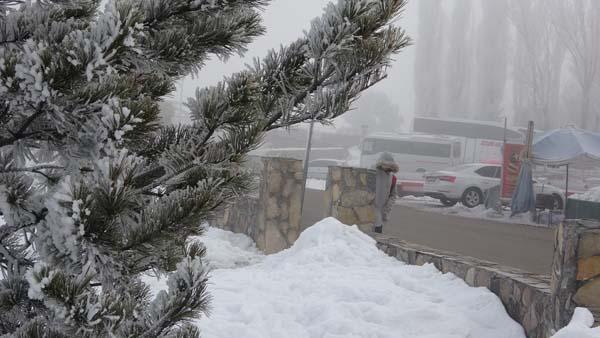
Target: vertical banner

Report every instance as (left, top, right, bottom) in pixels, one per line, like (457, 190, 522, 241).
(502, 144, 525, 198)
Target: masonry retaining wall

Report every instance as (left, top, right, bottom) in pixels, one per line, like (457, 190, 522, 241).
(211, 157, 304, 254)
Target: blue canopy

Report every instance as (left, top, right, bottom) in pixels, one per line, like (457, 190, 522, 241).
(511, 160, 536, 216)
(532, 127, 600, 167)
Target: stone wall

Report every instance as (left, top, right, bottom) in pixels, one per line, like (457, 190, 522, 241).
(212, 196, 259, 240)
(551, 219, 600, 329)
(374, 234, 554, 338)
(255, 157, 304, 254)
(324, 166, 376, 232)
(211, 157, 304, 254)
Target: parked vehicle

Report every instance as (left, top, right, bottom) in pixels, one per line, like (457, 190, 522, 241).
(360, 133, 463, 181)
(423, 163, 565, 208)
(307, 159, 346, 180)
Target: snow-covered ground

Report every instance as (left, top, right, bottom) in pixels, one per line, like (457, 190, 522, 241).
(571, 187, 600, 202)
(552, 308, 600, 338)
(306, 178, 326, 191)
(397, 196, 548, 227)
(147, 218, 536, 337)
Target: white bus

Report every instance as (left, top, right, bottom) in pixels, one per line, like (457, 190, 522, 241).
(360, 133, 463, 182)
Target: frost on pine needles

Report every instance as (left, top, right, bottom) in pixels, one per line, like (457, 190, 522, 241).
(0, 0, 409, 336)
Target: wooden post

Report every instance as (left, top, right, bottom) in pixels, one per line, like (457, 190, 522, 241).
(525, 121, 535, 160)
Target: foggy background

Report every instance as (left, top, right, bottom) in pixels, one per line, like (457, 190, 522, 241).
(162, 0, 600, 134)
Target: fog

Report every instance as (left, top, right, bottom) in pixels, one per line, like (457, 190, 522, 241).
(166, 0, 600, 134)
(168, 0, 418, 133)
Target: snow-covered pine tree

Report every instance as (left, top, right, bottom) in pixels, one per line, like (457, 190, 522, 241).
(0, 0, 410, 336)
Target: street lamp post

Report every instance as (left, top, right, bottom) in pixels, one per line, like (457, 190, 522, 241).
(300, 119, 315, 215)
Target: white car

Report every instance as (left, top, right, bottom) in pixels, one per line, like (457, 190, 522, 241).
(307, 159, 346, 180)
(423, 163, 565, 209)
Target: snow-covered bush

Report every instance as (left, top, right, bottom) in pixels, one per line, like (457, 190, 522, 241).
(0, 0, 410, 336)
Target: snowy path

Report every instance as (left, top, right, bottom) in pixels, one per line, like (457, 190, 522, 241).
(144, 219, 598, 338)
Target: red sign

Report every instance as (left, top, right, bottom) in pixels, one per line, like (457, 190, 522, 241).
(502, 144, 525, 199)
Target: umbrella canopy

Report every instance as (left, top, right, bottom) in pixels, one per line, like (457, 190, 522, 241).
(532, 127, 600, 167)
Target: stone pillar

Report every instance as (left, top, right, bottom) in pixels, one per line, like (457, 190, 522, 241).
(256, 157, 304, 254)
(325, 166, 376, 232)
(551, 219, 600, 330)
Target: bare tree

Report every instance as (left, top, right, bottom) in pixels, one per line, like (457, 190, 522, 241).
(472, 0, 510, 122)
(509, 0, 566, 129)
(414, 0, 445, 117)
(553, 0, 600, 130)
(442, 0, 474, 118)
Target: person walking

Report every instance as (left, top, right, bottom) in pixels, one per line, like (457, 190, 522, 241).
(373, 152, 399, 233)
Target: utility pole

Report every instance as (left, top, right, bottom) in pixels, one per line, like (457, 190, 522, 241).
(300, 119, 315, 215)
(496, 116, 508, 214)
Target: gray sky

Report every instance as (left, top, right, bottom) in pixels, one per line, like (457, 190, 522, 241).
(171, 0, 418, 131)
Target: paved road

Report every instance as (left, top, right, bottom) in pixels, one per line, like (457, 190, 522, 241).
(302, 189, 555, 275)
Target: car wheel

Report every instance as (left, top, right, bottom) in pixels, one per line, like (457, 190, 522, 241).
(552, 194, 564, 210)
(440, 198, 457, 207)
(462, 188, 483, 208)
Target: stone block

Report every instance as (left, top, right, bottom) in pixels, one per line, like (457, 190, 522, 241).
(574, 278, 600, 308)
(475, 269, 493, 288)
(331, 184, 341, 203)
(266, 197, 280, 219)
(341, 190, 371, 207)
(336, 206, 358, 225)
(396, 249, 409, 263)
(282, 179, 296, 198)
(354, 205, 375, 224)
(280, 202, 289, 220)
(367, 173, 376, 193)
(579, 232, 600, 259)
(331, 167, 342, 182)
(523, 305, 540, 333)
(465, 268, 476, 287)
(291, 160, 303, 172)
(267, 159, 280, 171)
(267, 171, 283, 194)
(287, 228, 299, 244)
(289, 193, 302, 226)
(343, 168, 356, 187)
(359, 173, 367, 186)
(499, 278, 515, 303)
(441, 259, 468, 279)
(577, 256, 600, 281)
(264, 223, 287, 254)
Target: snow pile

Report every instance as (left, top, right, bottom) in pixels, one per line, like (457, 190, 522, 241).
(400, 195, 441, 204)
(551, 308, 600, 338)
(193, 218, 525, 338)
(306, 178, 326, 191)
(571, 187, 600, 202)
(193, 227, 264, 270)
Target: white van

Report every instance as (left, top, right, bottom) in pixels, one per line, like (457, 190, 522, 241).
(360, 133, 463, 181)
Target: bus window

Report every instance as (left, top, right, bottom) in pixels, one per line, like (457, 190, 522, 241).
(362, 139, 452, 158)
(411, 142, 451, 157)
(453, 142, 462, 158)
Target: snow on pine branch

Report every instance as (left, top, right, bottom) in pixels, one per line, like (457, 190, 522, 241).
(0, 0, 410, 336)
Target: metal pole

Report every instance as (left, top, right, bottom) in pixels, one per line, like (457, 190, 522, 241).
(300, 119, 315, 215)
(496, 117, 508, 214)
(500, 117, 507, 199)
(565, 164, 569, 216)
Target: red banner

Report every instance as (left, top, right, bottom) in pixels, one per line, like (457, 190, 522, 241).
(502, 144, 525, 199)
